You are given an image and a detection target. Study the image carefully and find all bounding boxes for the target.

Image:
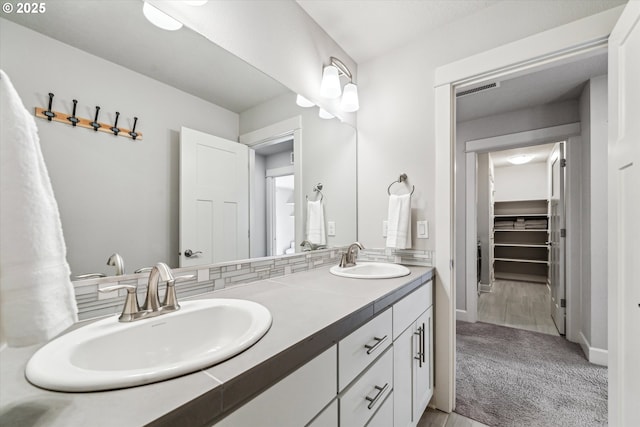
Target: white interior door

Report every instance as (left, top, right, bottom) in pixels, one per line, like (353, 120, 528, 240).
(549, 142, 566, 335)
(179, 127, 249, 267)
(608, 2, 640, 425)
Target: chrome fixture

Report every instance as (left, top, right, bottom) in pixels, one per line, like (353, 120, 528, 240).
(106, 252, 125, 275)
(306, 183, 324, 202)
(387, 173, 415, 196)
(339, 242, 364, 268)
(98, 262, 194, 322)
(320, 57, 359, 113)
(75, 273, 106, 280)
(300, 240, 327, 251)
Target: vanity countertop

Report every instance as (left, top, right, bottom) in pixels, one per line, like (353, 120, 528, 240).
(0, 265, 434, 427)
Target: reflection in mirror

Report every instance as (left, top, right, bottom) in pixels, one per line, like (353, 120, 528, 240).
(0, 1, 356, 277)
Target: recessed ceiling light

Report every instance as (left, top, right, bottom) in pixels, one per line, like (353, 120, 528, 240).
(508, 154, 534, 165)
(143, 2, 183, 31)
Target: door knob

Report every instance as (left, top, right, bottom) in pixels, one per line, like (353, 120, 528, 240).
(184, 249, 202, 258)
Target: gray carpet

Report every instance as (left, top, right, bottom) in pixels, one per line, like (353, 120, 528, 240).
(456, 321, 607, 427)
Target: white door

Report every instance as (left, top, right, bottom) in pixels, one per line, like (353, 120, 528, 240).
(608, 2, 640, 425)
(179, 127, 249, 267)
(549, 142, 566, 335)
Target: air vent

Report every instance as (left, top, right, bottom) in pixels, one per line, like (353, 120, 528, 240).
(456, 82, 500, 98)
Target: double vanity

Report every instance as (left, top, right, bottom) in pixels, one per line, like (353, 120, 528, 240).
(0, 261, 434, 426)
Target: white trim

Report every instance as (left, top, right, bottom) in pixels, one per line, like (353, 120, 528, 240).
(456, 309, 474, 323)
(266, 166, 295, 178)
(434, 7, 622, 414)
(465, 152, 478, 323)
(579, 331, 609, 367)
(465, 123, 581, 153)
(239, 116, 301, 146)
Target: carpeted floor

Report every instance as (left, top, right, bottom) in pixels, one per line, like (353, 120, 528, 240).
(456, 321, 607, 427)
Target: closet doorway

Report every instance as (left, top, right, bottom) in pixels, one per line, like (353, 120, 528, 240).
(476, 142, 565, 336)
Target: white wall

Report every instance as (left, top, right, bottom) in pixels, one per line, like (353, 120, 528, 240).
(252, 155, 267, 258)
(579, 75, 609, 360)
(477, 153, 490, 285)
(494, 162, 548, 201)
(0, 19, 238, 275)
(356, 1, 623, 253)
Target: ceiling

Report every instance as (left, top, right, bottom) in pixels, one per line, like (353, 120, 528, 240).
(456, 52, 608, 122)
(296, 0, 499, 64)
(3, 0, 289, 113)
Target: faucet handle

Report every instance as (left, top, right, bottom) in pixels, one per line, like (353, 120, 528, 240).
(99, 285, 141, 322)
(162, 274, 195, 311)
(75, 273, 106, 279)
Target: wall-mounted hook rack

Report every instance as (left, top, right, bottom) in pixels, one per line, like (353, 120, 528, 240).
(34, 95, 142, 140)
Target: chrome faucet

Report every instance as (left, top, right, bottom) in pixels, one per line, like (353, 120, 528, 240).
(339, 242, 364, 268)
(98, 262, 194, 322)
(300, 240, 327, 251)
(107, 253, 125, 275)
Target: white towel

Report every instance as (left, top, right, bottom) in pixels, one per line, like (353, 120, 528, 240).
(386, 193, 412, 249)
(0, 70, 78, 348)
(306, 199, 326, 246)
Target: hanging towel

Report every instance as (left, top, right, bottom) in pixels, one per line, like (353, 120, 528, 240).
(0, 70, 78, 348)
(386, 193, 412, 249)
(306, 199, 326, 246)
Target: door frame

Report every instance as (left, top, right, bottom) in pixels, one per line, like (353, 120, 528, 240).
(459, 125, 579, 334)
(240, 116, 303, 257)
(432, 7, 623, 412)
(265, 166, 295, 256)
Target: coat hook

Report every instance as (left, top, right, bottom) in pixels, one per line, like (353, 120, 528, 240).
(110, 111, 120, 136)
(129, 117, 138, 140)
(67, 99, 79, 127)
(90, 106, 101, 131)
(44, 93, 56, 121)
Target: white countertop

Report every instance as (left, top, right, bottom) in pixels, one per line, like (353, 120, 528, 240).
(0, 264, 433, 427)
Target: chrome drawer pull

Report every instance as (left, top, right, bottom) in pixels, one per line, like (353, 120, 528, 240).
(365, 383, 389, 410)
(414, 326, 424, 367)
(364, 335, 388, 355)
(421, 322, 426, 364)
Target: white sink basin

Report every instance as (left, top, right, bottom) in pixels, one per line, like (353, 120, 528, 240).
(26, 299, 272, 392)
(329, 262, 411, 279)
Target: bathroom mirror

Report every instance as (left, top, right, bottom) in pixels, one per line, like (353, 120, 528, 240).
(1, 1, 357, 277)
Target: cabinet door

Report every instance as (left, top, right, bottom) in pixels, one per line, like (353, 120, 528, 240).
(308, 400, 338, 427)
(365, 392, 393, 427)
(393, 327, 413, 427)
(413, 307, 433, 421)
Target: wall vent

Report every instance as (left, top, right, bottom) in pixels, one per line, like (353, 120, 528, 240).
(456, 82, 500, 98)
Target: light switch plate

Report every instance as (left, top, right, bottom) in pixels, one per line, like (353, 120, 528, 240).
(327, 221, 336, 236)
(417, 220, 429, 238)
(383, 220, 388, 237)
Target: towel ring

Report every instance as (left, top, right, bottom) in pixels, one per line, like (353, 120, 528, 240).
(387, 173, 415, 196)
(306, 183, 324, 201)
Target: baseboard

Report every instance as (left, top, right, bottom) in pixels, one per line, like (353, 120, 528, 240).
(456, 309, 475, 322)
(479, 282, 492, 293)
(579, 331, 608, 366)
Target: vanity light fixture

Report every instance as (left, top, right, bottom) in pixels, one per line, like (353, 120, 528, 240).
(296, 94, 315, 108)
(142, 2, 183, 31)
(318, 108, 335, 120)
(508, 154, 534, 165)
(320, 57, 359, 112)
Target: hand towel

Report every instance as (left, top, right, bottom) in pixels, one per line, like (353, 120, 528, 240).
(386, 193, 412, 249)
(0, 69, 78, 348)
(306, 199, 326, 246)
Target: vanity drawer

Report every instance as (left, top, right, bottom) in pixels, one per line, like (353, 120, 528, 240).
(339, 347, 393, 427)
(338, 308, 392, 391)
(393, 281, 432, 339)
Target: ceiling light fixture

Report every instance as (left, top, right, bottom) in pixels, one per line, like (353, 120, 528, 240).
(508, 154, 534, 165)
(143, 2, 183, 31)
(296, 94, 315, 108)
(320, 57, 359, 112)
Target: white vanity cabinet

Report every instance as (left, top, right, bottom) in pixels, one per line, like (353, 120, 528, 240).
(392, 281, 434, 427)
(214, 345, 337, 427)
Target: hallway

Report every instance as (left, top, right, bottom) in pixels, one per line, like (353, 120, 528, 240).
(478, 280, 560, 336)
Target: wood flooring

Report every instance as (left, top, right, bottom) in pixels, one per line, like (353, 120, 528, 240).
(417, 407, 489, 427)
(478, 280, 560, 336)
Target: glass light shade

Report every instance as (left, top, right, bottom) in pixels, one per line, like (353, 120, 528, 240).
(296, 94, 315, 108)
(184, 0, 208, 5)
(143, 2, 183, 31)
(318, 108, 334, 120)
(508, 154, 534, 165)
(340, 83, 359, 112)
(320, 65, 341, 99)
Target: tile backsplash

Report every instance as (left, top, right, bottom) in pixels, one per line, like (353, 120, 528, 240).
(73, 247, 434, 321)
